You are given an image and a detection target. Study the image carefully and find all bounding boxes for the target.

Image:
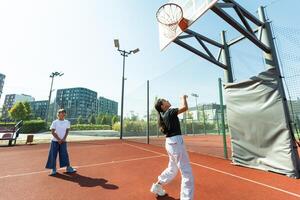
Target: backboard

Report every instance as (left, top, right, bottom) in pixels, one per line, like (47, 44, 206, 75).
(157, 0, 218, 51)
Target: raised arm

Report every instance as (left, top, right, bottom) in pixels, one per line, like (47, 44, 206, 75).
(178, 95, 188, 115)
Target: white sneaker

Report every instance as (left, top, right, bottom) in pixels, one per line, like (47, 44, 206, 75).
(150, 183, 166, 196)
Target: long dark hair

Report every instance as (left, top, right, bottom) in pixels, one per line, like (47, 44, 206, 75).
(155, 99, 167, 134)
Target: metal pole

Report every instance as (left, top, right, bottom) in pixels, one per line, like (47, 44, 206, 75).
(202, 104, 207, 135)
(147, 80, 150, 144)
(184, 112, 187, 135)
(120, 51, 126, 140)
(258, 7, 279, 71)
(221, 30, 234, 83)
(195, 97, 198, 120)
(219, 78, 228, 159)
(258, 6, 296, 142)
(215, 103, 220, 135)
(192, 118, 194, 135)
(46, 76, 54, 124)
(195, 97, 198, 135)
(220, 30, 231, 159)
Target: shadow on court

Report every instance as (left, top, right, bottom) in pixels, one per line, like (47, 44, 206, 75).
(52, 172, 119, 190)
(156, 194, 179, 200)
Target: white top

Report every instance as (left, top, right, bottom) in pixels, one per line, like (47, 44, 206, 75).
(50, 119, 71, 141)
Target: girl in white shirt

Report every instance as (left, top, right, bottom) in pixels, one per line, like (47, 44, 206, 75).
(45, 109, 76, 175)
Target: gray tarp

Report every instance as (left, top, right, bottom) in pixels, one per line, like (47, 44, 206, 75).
(224, 69, 300, 178)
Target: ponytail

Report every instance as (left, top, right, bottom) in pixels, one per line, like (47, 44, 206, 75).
(155, 99, 168, 135)
(158, 113, 167, 134)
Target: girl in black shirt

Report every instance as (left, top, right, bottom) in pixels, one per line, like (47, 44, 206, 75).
(150, 95, 194, 200)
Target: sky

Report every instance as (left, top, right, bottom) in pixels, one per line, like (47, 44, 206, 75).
(0, 0, 299, 117)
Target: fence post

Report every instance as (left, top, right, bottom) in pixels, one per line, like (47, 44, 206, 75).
(219, 78, 228, 159)
(147, 80, 150, 144)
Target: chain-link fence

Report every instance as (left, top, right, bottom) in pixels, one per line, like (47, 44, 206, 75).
(122, 55, 230, 159)
(272, 24, 300, 140)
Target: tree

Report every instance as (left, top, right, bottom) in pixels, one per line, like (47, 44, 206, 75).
(129, 111, 139, 121)
(187, 111, 194, 120)
(150, 108, 158, 121)
(150, 96, 159, 121)
(9, 102, 31, 121)
(111, 115, 119, 125)
(23, 102, 32, 120)
(77, 115, 84, 124)
(96, 114, 103, 125)
(97, 113, 115, 125)
(88, 114, 96, 124)
(102, 114, 111, 125)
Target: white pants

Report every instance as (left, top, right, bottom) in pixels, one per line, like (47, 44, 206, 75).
(158, 135, 194, 200)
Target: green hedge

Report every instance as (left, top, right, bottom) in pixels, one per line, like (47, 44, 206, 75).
(0, 122, 15, 126)
(112, 120, 221, 136)
(0, 122, 15, 129)
(2, 121, 119, 133)
(70, 124, 111, 131)
(20, 120, 47, 133)
(0, 120, 47, 133)
(112, 122, 120, 132)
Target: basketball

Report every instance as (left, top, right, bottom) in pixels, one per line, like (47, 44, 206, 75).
(178, 18, 189, 31)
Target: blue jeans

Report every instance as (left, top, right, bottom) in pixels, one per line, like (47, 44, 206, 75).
(45, 141, 70, 169)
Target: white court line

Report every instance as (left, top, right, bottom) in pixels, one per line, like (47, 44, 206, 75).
(125, 142, 300, 199)
(0, 142, 125, 154)
(75, 154, 164, 169)
(0, 154, 164, 180)
(124, 143, 166, 156)
(0, 170, 49, 179)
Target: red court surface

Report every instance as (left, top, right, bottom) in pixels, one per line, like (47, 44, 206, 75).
(0, 139, 300, 200)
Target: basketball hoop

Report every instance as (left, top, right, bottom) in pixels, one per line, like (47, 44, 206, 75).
(156, 3, 188, 38)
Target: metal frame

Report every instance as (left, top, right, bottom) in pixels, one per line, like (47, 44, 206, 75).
(173, 0, 271, 76)
(210, 2, 270, 53)
(175, 29, 226, 69)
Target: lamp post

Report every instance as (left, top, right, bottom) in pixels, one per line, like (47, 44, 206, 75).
(114, 39, 139, 139)
(191, 93, 199, 135)
(191, 93, 199, 120)
(46, 72, 64, 124)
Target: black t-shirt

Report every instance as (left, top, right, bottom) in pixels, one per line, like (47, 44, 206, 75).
(161, 108, 182, 137)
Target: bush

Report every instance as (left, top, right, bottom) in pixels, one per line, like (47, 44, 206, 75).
(0, 122, 16, 126)
(20, 120, 47, 133)
(180, 121, 219, 134)
(112, 122, 120, 132)
(112, 119, 226, 136)
(111, 120, 161, 136)
(70, 124, 111, 131)
(123, 120, 146, 135)
(110, 120, 221, 136)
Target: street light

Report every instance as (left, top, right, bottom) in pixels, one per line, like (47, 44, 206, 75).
(46, 72, 64, 123)
(191, 93, 207, 134)
(191, 93, 199, 135)
(191, 93, 199, 120)
(114, 39, 139, 139)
